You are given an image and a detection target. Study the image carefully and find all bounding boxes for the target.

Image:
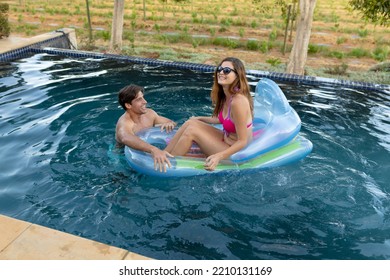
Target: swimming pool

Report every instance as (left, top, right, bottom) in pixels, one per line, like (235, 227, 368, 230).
(1, 53, 389, 260)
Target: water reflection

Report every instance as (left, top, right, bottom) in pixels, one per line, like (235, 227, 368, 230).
(0, 54, 389, 259)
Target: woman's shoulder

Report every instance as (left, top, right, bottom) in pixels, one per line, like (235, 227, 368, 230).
(232, 94, 250, 106)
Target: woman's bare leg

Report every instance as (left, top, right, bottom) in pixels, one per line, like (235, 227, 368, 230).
(164, 120, 192, 153)
(168, 119, 229, 156)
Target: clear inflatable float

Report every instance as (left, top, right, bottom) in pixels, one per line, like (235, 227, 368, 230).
(125, 78, 313, 177)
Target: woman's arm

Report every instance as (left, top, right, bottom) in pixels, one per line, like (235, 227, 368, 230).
(191, 116, 220, 124)
(204, 96, 251, 170)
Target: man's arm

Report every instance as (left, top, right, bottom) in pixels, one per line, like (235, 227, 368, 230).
(152, 110, 176, 132)
(117, 125, 157, 152)
(116, 121, 173, 172)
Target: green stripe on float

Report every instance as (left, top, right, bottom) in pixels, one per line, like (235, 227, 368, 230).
(175, 157, 237, 170)
(174, 158, 205, 170)
(175, 140, 302, 170)
(237, 140, 301, 169)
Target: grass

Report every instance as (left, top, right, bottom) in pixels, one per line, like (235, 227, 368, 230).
(5, 0, 390, 84)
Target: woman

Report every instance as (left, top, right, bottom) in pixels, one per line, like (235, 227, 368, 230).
(165, 57, 254, 171)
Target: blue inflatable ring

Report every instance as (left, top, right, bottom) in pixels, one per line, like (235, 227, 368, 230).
(125, 78, 313, 177)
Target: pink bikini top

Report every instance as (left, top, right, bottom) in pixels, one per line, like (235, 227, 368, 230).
(218, 98, 252, 135)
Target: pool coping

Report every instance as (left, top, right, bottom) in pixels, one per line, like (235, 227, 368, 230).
(0, 214, 151, 260)
(0, 28, 389, 92)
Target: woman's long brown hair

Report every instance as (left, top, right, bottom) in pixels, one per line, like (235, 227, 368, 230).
(211, 57, 253, 118)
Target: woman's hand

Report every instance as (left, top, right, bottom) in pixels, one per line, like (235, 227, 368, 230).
(204, 153, 224, 171)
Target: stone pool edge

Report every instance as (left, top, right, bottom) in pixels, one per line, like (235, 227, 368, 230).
(0, 214, 151, 260)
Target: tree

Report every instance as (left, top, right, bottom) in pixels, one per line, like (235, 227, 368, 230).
(110, 0, 125, 50)
(143, 0, 146, 21)
(85, 0, 93, 43)
(286, 0, 317, 75)
(349, 0, 389, 26)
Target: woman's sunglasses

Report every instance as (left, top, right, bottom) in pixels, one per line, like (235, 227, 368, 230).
(216, 66, 237, 75)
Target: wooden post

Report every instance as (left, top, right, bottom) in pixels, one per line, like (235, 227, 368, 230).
(110, 0, 125, 50)
(283, 4, 292, 55)
(85, 0, 92, 43)
(143, 0, 146, 21)
(289, 1, 297, 42)
(286, 0, 317, 75)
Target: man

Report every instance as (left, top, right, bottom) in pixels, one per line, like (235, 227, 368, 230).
(115, 84, 176, 172)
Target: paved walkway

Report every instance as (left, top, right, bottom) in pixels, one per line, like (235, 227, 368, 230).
(0, 28, 77, 55)
(0, 214, 151, 260)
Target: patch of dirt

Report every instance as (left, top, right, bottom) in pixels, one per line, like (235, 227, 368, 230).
(140, 51, 160, 59)
(6, 0, 388, 74)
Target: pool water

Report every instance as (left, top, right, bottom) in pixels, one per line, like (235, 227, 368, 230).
(1, 54, 389, 260)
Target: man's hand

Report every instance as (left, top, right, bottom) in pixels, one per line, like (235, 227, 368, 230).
(151, 147, 174, 172)
(159, 121, 176, 133)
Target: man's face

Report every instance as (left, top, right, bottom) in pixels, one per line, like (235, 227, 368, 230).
(128, 91, 147, 114)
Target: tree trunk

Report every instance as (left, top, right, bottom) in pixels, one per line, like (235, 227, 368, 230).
(110, 0, 125, 51)
(85, 0, 92, 43)
(286, 0, 317, 75)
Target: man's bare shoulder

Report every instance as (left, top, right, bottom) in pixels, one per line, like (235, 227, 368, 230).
(115, 113, 135, 143)
(145, 108, 158, 117)
(116, 112, 135, 128)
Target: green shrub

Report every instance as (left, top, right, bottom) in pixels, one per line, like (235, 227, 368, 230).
(192, 39, 199, 48)
(230, 7, 238, 16)
(372, 46, 389, 62)
(220, 18, 233, 27)
(348, 47, 370, 58)
(0, 3, 10, 39)
(266, 57, 282, 67)
(212, 37, 240, 49)
(308, 44, 329, 54)
(336, 36, 347, 45)
(250, 20, 258, 28)
(239, 28, 244, 38)
(209, 27, 216, 37)
(324, 63, 349, 76)
(154, 23, 161, 33)
(268, 29, 278, 41)
(124, 31, 135, 49)
(358, 29, 368, 38)
(260, 41, 269, 53)
(95, 30, 110, 41)
(329, 51, 345, 59)
(369, 61, 390, 72)
(246, 39, 260, 51)
(308, 44, 321, 54)
(219, 26, 228, 32)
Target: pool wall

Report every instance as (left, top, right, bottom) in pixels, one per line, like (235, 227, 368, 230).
(0, 28, 389, 92)
(0, 28, 77, 61)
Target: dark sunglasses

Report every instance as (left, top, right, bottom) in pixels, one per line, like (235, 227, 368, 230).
(216, 66, 237, 75)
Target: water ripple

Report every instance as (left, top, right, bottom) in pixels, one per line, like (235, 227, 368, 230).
(1, 54, 389, 260)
